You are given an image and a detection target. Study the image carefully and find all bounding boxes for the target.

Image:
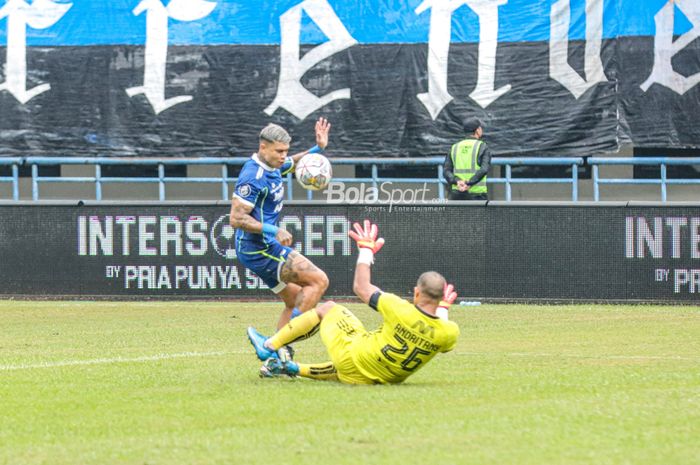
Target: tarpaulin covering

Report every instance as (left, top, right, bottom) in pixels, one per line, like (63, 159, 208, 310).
(0, 0, 698, 157)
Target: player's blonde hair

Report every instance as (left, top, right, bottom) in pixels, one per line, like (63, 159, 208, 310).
(417, 271, 445, 300)
(259, 123, 291, 144)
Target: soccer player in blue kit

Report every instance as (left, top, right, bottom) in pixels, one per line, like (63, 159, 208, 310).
(229, 118, 331, 359)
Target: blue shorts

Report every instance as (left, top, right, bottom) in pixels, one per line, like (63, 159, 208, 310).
(236, 240, 293, 293)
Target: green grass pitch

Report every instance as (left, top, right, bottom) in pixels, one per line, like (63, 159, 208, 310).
(1, 300, 699, 465)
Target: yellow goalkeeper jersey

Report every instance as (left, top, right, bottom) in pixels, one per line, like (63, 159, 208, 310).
(351, 292, 460, 384)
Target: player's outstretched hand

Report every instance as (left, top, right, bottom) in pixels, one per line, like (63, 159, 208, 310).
(348, 219, 385, 254)
(436, 282, 457, 320)
(439, 283, 457, 309)
(315, 117, 331, 150)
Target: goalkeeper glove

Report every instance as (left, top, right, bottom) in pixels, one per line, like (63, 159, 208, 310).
(436, 283, 457, 320)
(348, 220, 385, 265)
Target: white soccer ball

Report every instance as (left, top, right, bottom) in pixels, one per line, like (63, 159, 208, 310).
(295, 154, 332, 191)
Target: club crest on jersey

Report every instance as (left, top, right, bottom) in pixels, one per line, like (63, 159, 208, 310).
(237, 184, 251, 197)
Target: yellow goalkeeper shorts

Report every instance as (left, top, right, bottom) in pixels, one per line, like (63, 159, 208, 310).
(320, 304, 375, 385)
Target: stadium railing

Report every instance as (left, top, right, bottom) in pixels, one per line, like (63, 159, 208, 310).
(1, 156, 585, 202)
(588, 157, 700, 202)
(24, 157, 242, 202)
(0, 157, 21, 200)
(489, 157, 584, 201)
(2, 156, 697, 202)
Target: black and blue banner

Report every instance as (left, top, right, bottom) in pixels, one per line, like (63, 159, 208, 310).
(0, 0, 698, 158)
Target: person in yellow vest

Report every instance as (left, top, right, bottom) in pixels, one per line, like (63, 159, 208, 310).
(444, 117, 492, 200)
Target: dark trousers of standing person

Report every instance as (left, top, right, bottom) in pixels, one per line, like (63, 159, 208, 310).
(448, 190, 488, 201)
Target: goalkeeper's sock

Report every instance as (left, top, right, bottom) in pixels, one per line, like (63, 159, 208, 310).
(267, 309, 321, 349)
(296, 361, 337, 381)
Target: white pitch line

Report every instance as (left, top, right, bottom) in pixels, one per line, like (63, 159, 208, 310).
(5, 351, 696, 372)
(455, 351, 699, 361)
(0, 350, 246, 371)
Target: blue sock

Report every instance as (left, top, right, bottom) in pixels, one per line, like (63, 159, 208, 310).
(290, 307, 302, 319)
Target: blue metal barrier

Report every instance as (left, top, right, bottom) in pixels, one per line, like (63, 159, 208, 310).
(588, 157, 700, 202)
(27, 157, 245, 201)
(7, 155, 697, 202)
(0, 155, 597, 202)
(490, 157, 583, 201)
(0, 158, 22, 201)
(24, 156, 452, 201)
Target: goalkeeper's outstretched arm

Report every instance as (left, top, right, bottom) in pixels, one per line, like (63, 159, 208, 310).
(349, 220, 385, 305)
(353, 259, 380, 305)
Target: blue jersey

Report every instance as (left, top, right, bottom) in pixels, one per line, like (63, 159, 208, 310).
(233, 153, 294, 249)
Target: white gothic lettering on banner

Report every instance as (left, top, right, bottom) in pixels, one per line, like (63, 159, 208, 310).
(549, 0, 607, 99)
(415, 0, 510, 119)
(126, 0, 217, 114)
(641, 0, 700, 95)
(264, 0, 358, 120)
(0, 0, 72, 103)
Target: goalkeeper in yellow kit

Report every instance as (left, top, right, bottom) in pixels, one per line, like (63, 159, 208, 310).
(246, 220, 460, 384)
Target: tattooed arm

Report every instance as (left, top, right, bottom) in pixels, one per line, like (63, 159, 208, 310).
(229, 197, 263, 233)
(229, 197, 292, 245)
